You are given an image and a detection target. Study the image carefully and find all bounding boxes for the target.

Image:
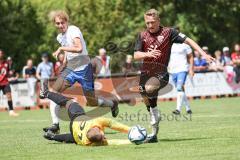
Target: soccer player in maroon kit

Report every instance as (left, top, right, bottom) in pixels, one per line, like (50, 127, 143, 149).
(134, 9, 215, 143)
(0, 49, 19, 116)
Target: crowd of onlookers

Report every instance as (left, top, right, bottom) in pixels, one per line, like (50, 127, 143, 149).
(192, 43, 240, 83)
(3, 43, 240, 88)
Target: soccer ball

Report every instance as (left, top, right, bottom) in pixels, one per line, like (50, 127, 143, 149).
(128, 125, 147, 145)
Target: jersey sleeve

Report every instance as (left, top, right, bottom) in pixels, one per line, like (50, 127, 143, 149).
(170, 28, 187, 44)
(98, 117, 130, 133)
(68, 26, 81, 39)
(185, 44, 192, 55)
(134, 33, 143, 52)
(107, 139, 131, 145)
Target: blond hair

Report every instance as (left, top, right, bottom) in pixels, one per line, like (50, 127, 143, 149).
(144, 9, 160, 19)
(49, 10, 69, 23)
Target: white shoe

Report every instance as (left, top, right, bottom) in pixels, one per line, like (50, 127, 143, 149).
(9, 111, 19, 117)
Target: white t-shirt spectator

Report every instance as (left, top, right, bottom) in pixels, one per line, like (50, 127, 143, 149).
(57, 25, 90, 71)
(36, 62, 53, 79)
(168, 43, 192, 73)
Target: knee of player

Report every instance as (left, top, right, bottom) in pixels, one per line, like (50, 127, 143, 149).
(86, 99, 98, 106)
(145, 85, 159, 94)
(6, 93, 12, 100)
(176, 85, 184, 92)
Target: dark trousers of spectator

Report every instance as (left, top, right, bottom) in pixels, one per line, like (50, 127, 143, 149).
(234, 66, 240, 83)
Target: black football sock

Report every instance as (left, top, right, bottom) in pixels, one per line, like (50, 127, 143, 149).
(46, 92, 70, 106)
(8, 100, 13, 111)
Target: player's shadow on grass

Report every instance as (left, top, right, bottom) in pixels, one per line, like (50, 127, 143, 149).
(160, 137, 208, 142)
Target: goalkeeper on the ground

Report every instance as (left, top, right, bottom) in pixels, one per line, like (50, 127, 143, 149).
(41, 81, 131, 146)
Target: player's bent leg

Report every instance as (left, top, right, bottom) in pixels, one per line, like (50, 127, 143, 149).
(140, 74, 168, 143)
(40, 79, 71, 133)
(145, 77, 160, 95)
(83, 90, 98, 106)
(51, 76, 71, 93)
(83, 90, 119, 118)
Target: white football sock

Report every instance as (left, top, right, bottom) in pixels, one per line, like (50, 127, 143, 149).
(183, 92, 191, 111)
(176, 91, 184, 111)
(149, 107, 160, 136)
(50, 100, 59, 124)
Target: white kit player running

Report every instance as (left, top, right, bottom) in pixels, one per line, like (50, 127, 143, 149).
(168, 27, 194, 115)
(42, 10, 118, 134)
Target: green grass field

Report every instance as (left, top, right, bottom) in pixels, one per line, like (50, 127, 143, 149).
(0, 97, 240, 160)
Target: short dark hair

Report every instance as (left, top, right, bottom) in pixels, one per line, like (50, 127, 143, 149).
(42, 52, 49, 58)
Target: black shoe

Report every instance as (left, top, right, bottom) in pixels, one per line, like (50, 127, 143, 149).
(172, 109, 180, 115)
(43, 124, 60, 134)
(43, 130, 56, 140)
(144, 135, 158, 143)
(111, 100, 119, 118)
(39, 79, 49, 99)
(187, 110, 192, 114)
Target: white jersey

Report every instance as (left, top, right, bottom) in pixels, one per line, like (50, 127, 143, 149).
(57, 25, 90, 71)
(168, 43, 192, 73)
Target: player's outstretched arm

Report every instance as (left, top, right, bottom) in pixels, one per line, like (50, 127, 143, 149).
(100, 117, 130, 133)
(187, 53, 194, 77)
(184, 38, 215, 63)
(107, 139, 131, 145)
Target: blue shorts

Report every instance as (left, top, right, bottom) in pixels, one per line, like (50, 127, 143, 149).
(64, 64, 94, 91)
(171, 71, 188, 91)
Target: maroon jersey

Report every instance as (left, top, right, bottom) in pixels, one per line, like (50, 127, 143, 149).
(0, 60, 9, 86)
(134, 27, 187, 75)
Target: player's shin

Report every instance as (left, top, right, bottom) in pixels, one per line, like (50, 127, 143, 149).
(47, 92, 70, 107)
(183, 92, 191, 111)
(149, 106, 160, 136)
(176, 91, 184, 111)
(50, 100, 60, 125)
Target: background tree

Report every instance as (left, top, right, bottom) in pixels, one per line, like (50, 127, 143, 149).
(0, 0, 43, 71)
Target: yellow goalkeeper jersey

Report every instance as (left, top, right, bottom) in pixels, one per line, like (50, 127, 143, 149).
(71, 117, 130, 146)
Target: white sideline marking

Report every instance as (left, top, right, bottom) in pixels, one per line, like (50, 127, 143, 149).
(193, 115, 240, 118)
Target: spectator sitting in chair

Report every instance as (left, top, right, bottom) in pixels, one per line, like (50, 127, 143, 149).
(193, 50, 208, 73)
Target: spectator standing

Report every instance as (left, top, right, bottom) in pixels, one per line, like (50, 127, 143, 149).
(222, 47, 234, 83)
(22, 59, 37, 98)
(231, 43, 240, 83)
(7, 56, 19, 84)
(122, 55, 136, 74)
(36, 53, 54, 80)
(97, 48, 111, 77)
